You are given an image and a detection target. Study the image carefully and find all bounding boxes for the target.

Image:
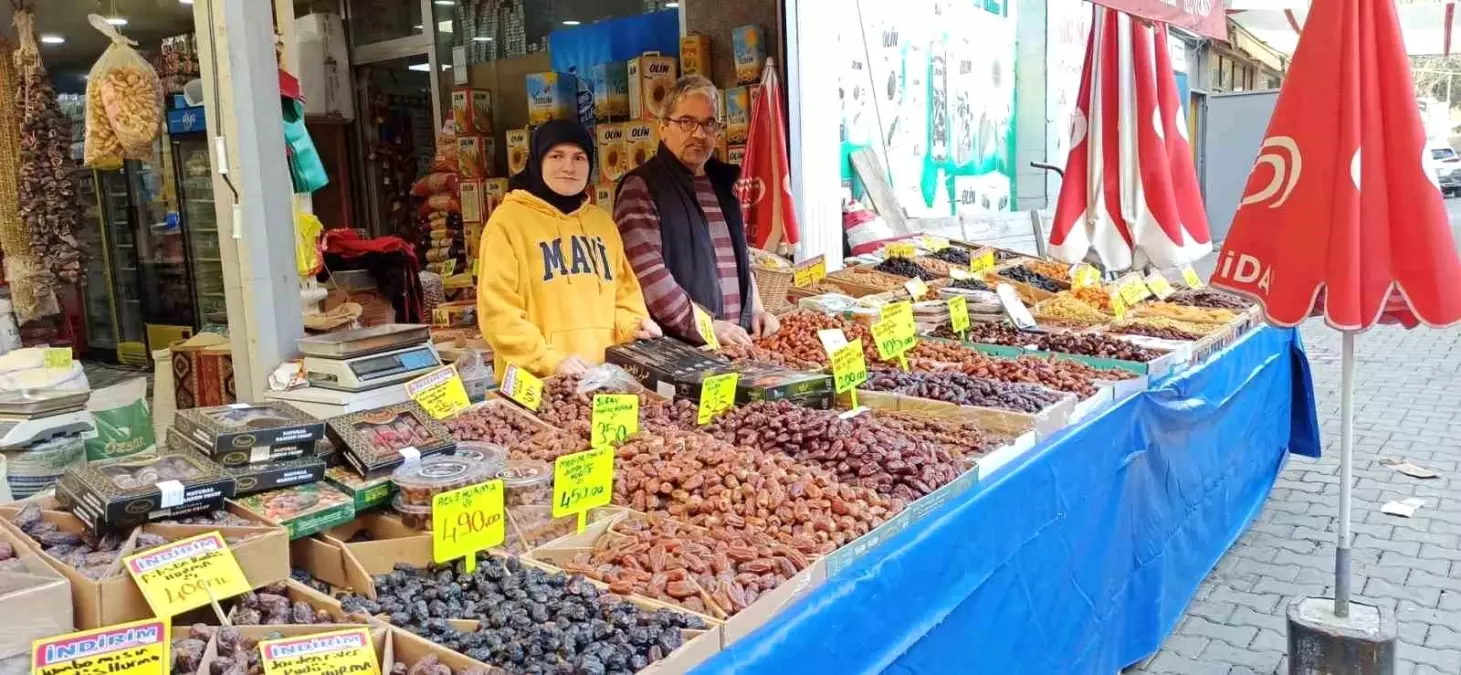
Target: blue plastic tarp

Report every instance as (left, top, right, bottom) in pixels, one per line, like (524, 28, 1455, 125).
(694, 326, 1320, 675)
(548, 11, 680, 78)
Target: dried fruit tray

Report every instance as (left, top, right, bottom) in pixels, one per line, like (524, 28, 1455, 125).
(326, 401, 457, 479)
(172, 402, 324, 463)
(58, 450, 236, 531)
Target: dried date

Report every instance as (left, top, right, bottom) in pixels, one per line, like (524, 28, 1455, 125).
(864, 370, 1064, 413)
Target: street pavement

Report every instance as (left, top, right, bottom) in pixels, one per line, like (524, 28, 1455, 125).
(1130, 198, 1461, 675)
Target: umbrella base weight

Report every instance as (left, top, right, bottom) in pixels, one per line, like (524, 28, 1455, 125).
(1287, 597, 1397, 675)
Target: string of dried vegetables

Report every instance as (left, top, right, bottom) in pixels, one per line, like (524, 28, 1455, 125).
(13, 1, 82, 290)
(0, 28, 55, 322)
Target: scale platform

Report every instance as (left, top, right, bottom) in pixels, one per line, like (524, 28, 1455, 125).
(0, 409, 97, 450)
(268, 383, 412, 419)
(303, 341, 442, 393)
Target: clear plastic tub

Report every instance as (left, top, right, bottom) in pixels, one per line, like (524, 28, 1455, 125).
(498, 459, 551, 507)
(453, 442, 507, 476)
(390, 454, 496, 508)
(392, 493, 433, 530)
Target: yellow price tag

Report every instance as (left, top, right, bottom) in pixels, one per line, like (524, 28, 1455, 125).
(432, 479, 505, 572)
(1181, 265, 1204, 288)
(552, 446, 614, 527)
(260, 627, 379, 675)
(1111, 293, 1129, 320)
(42, 347, 72, 369)
(405, 366, 472, 419)
(1119, 280, 1146, 306)
(970, 250, 996, 273)
(472, 258, 480, 277)
(881, 301, 913, 327)
(697, 372, 739, 425)
(922, 236, 949, 252)
(884, 242, 916, 259)
(501, 364, 544, 411)
(591, 394, 638, 448)
(870, 318, 915, 362)
(32, 618, 170, 675)
(693, 305, 721, 351)
(948, 295, 970, 334)
(1071, 265, 1101, 289)
(829, 340, 869, 394)
(904, 277, 929, 299)
(123, 531, 252, 618)
(1145, 272, 1175, 300)
(442, 259, 457, 276)
(792, 256, 826, 287)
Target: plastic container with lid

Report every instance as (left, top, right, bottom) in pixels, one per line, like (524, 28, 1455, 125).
(391, 493, 433, 530)
(391, 454, 496, 507)
(453, 442, 507, 475)
(498, 459, 551, 507)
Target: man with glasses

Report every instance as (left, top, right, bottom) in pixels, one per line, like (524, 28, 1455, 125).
(614, 75, 780, 347)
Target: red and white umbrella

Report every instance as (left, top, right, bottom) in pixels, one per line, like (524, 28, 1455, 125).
(1048, 6, 1211, 271)
(1212, 0, 1461, 619)
(737, 59, 800, 253)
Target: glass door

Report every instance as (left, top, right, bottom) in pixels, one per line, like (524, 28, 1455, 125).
(96, 169, 149, 365)
(129, 141, 197, 350)
(173, 134, 227, 327)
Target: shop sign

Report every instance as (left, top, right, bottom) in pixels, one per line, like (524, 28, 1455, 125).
(1090, 0, 1225, 40)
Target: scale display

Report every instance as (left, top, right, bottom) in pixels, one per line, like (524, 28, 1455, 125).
(304, 343, 442, 392)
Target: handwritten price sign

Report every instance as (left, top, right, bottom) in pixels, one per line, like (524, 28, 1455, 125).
(1070, 264, 1101, 289)
(43, 348, 73, 369)
(697, 372, 738, 425)
(1144, 271, 1175, 300)
(792, 256, 826, 287)
(591, 394, 638, 448)
(1180, 265, 1204, 288)
(871, 318, 914, 369)
(32, 618, 169, 675)
(501, 365, 543, 411)
(693, 305, 721, 351)
(123, 532, 251, 618)
(830, 340, 869, 394)
(947, 295, 970, 335)
(405, 366, 471, 419)
(259, 627, 379, 675)
(884, 242, 916, 259)
(969, 250, 996, 273)
(552, 447, 614, 532)
(432, 480, 505, 572)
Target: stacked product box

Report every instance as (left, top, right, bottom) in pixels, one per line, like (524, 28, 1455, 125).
(606, 338, 834, 408)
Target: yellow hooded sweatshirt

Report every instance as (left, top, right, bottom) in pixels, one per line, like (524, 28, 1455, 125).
(477, 190, 649, 378)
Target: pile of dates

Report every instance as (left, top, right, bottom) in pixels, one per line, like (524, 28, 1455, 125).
(905, 340, 1132, 396)
(343, 557, 705, 675)
(718, 342, 823, 371)
(171, 625, 217, 675)
(706, 402, 965, 501)
(561, 513, 816, 619)
(1031, 333, 1160, 362)
(1168, 287, 1251, 310)
(752, 312, 874, 367)
(389, 654, 489, 675)
(873, 257, 929, 279)
(230, 582, 337, 625)
(999, 266, 1065, 292)
(930, 322, 1025, 345)
(445, 404, 547, 448)
(612, 430, 901, 550)
(536, 375, 700, 435)
(865, 371, 1064, 413)
(508, 428, 590, 464)
(868, 409, 1010, 460)
(10, 503, 165, 580)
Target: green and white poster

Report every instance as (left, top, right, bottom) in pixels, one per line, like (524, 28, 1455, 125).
(838, 0, 1018, 216)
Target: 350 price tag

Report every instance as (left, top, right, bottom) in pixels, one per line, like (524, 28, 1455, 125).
(590, 394, 638, 448)
(123, 532, 252, 618)
(697, 372, 738, 425)
(501, 364, 543, 411)
(32, 618, 169, 675)
(552, 447, 614, 531)
(259, 627, 379, 675)
(433, 480, 505, 572)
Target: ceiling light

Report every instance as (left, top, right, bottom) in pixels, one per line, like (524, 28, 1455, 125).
(39, 35, 64, 44)
(105, 17, 128, 26)
(666, 2, 679, 6)
(562, 20, 581, 26)
(408, 63, 431, 72)
(179, 0, 194, 4)
(472, 36, 493, 42)
(433, 0, 454, 4)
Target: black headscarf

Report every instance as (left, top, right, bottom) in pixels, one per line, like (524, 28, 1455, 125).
(507, 119, 595, 215)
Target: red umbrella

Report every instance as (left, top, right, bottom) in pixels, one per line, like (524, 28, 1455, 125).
(1048, 6, 1212, 271)
(736, 58, 800, 253)
(1211, 0, 1461, 618)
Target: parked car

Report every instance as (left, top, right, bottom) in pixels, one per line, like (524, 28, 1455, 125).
(1427, 141, 1461, 197)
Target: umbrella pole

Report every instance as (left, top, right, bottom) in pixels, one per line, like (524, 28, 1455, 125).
(1335, 331, 1356, 618)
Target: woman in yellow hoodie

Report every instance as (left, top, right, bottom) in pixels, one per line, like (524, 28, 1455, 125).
(477, 120, 661, 378)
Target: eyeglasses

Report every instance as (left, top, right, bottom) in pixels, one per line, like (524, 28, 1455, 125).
(665, 116, 723, 136)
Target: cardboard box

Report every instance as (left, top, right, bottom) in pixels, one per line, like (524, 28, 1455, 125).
(451, 87, 492, 136)
(58, 451, 236, 531)
(733, 25, 767, 85)
(680, 34, 711, 78)
(596, 123, 627, 183)
(0, 526, 73, 663)
(0, 505, 287, 629)
(591, 61, 630, 120)
(172, 402, 323, 465)
(457, 135, 489, 180)
(593, 183, 615, 214)
(725, 86, 752, 145)
(625, 121, 659, 168)
(322, 512, 432, 577)
(627, 52, 677, 120)
(727, 144, 746, 166)
(506, 128, 530, 176)
(234, 482, 356, 540)
(525, 71, 579, 125)
(459, 179, 485, 224)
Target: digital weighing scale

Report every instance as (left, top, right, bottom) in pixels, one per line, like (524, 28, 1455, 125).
(299, 324, 442, 393)
(267, 380, 412, 419)
(0, 390, 96, 449)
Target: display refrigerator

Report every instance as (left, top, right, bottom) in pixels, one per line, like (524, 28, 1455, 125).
(90, 167, 151, 366)
(171, 128, 228, 328)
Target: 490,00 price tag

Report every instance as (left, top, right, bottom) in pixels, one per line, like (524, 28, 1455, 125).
(433, 480, 505, 572)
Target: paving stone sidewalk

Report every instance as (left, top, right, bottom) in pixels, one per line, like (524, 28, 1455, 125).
(1130, 320, 1461, 675)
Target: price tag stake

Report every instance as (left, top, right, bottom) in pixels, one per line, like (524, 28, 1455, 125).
(433, 480, 506, 573)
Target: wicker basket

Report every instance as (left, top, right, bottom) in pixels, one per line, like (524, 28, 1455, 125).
(750, 249, 795, 313)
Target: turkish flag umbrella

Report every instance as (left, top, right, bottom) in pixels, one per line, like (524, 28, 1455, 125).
(1048, 6, 1212, 271)
(737, 58, 800, 253)
(1211, 0, 1461, 618)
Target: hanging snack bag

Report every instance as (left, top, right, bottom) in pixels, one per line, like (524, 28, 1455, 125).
(85, 15, 162, 159)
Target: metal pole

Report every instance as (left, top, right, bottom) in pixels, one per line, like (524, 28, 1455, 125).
(1335, 331, 1355, 618)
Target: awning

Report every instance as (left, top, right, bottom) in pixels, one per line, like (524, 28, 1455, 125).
(1091, 0, 1226, 40)
(1229, 1, 1461, 55)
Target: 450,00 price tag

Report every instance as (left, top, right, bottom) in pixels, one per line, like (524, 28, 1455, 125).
(553, 447, 614, 532)
(433, 480, 505, 572)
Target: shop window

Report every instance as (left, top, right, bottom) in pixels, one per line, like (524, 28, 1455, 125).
(348, 0, 425, 45)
